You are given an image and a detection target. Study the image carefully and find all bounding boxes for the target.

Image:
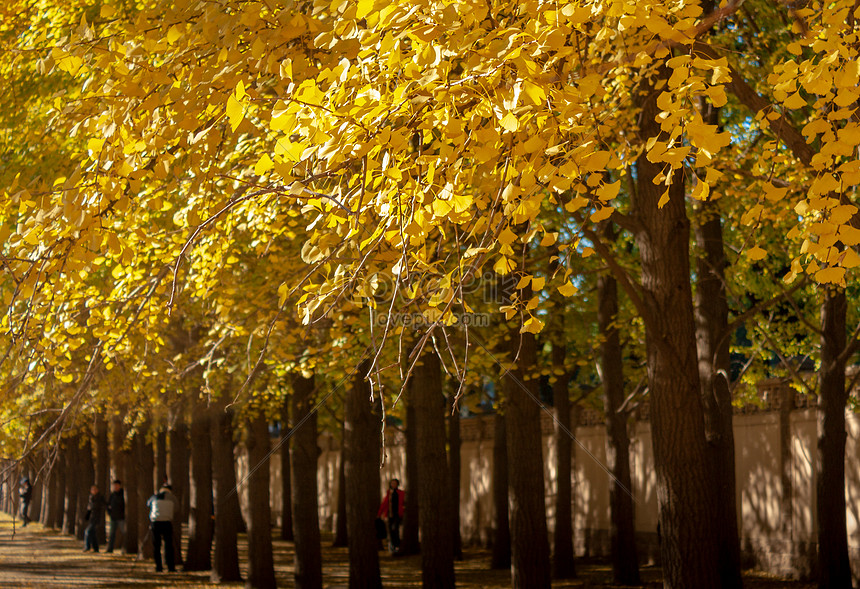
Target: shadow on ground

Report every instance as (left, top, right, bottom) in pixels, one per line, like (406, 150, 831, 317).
(0, 513, 814, 588)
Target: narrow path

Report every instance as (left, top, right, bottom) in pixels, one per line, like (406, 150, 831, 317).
(0, 513, 813, 588)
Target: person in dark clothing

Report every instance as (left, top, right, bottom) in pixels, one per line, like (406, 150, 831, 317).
(106, 479, 125, 553)
(147, 483, 177, 572)
(18, 478, 32, 527)
(377, 478, 405, 555)
(84, 486, 105, 552)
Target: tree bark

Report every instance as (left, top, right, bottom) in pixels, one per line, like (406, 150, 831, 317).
(503, 329, 551, 589)
(168, 409, 189, 565)
(447, 385, 463, 561)
(344, 360, 382, 589)
(156, 426, 167, 489)
(76, 436, 95, 541)
(279, 395, 293, 542)
(332, 432, 349, 547)
(62, 440, 79, 536)
(693, 76, 743, 587)
(598, 272, 640, 585)
(414, 349, 456, 588)
(135, 428, 155, 558)
(401, 388, 420, 555)
(630, 67, 721, 588)
(245, 412, 277, 589)
(51, 448, 65, 529)
(291, 373, 323, 589)
(184, 404, 214, 571)
(490, 410, 511, 569)
(42, 449, 57, 526)
(95, 413, 109, 544)
(211, 403, 242, 584)
(817, 287, 851, 589)
(552, 338, 575, 579)
(123, 427, 139, 555)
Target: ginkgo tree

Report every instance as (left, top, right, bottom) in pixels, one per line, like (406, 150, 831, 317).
(4, 0, 860, 587)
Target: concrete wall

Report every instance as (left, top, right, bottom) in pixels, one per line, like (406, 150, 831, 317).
(260, 386, 860, 581)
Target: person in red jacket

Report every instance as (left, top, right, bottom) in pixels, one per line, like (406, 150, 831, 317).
(377, 478, 405, 555)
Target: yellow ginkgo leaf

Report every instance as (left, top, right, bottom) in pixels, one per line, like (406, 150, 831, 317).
(746, 246, 767, 261)
(500, 111, 519, 132)
(520, 316, 545, 334)
(494, 256, 516, 275)
(816, 266, 846, 285)
(254, 154, 273, 175)
(558, 282, 578, 297)
(226, 94, 244, 132)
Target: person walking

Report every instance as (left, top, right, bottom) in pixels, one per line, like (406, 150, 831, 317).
(105, 480, 125, 553)
(18, 478, 32, 527)
(84, 486, 105, 552)
(377, 478, 405, 555)
(146, 483, 177, 572)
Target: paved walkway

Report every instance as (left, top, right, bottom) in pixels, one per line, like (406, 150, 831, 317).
(0, 513, 815, 588)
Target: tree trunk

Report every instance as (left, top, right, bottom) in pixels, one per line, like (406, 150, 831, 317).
(279, 395, 293, 542)
(490, 410, 511, 569)
(401, 389, 420, 555)
(552, 338, 575, 579)
(51, 448, 65, 529)
(28, 460, 42, 526)
(95, 413, 109, 544)
(598, 272, 640, 584)
(332, 436, 349, 547)
(245, 412, 277, 589)
(292, 373, 323, 589)
(344, 360, 382, 589)
(156, 427, 167, 489)
(414, 349, 456, 588)
(76, 437, 95, 541)
(503, 329, 551, 589)
(693, 86, 743, 586)
(817, 287, 851, 589)
(630, 67, 720, 588)
(123, 426, 139, 555)
(42, 450, 56, 526)
(135, 428, 155, 558)
(62, 440, 79, 536)
(447, 385, 463, 561)
(169, 409, 189, 565)
(184, 405, 214, 571)
(211, 404, 242, 584)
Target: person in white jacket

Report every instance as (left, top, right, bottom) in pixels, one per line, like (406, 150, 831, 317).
(146, 483, 178, 572)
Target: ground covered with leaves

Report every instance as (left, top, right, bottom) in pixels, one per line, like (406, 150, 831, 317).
(0, 513, 813, 588)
